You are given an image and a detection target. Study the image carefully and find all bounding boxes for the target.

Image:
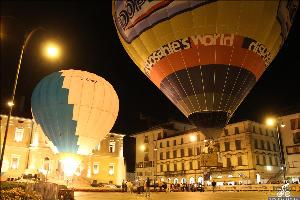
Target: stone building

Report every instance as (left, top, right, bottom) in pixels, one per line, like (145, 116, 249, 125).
(0, 114, 125, 185)
(133, 120, 282, 185)
(278, 113, 300, 183)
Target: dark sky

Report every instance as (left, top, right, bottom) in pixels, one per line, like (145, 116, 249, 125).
(1, 1, 300, 172)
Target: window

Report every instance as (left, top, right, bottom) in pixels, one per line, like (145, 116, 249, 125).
(160, 152, 164, 160)
(197, 147, 201, 155)
(14, 127, 24, 142)
(235, 140, 241, 150)
(256, 155, 260, 165)
(238, 156, 243, 166)
(197, 135, 200, 141)
(254, 139, 258, 149)
(274, 156, 278, 166)
(224, 142, 230, 151)
(253, 126, 256, 133)
(173, 150, 177, 158)
(266, 129, 269, 136)
(160, 142, 163, 148)
(157, 133, 162, 140)
(291, 119, 296, 130)
(144, 136, 149, 143)
(11, 155, 20, 169)
(227, 158, 231, 167)
(234, 127, 239, 134)
(181, 163, 185, 170)
(93, 162, 99, 174)
(174, 163, 177, 171)
(160, 164, 163, 172)
(189, 162, 193, 170)
(166, 151, 170, 159)
(260, 140, 265, 150)
(188, 148, 193, 156)
(167, 164, 170, 171)
(109, 140, 116, 153)
(273, 143, 277, 152)
(167, 141, 169, 147)
(108, 164, 114, 175)
(163, 132, 167, 138)
(269, 156, 273, 165)
(173, 140, 176, 146)
(180, 149, 184, 157)
(44, 157, 50, 171)
(263, 156, 266, 165)
(181, 138, 184, 144)
(144, 153, 149, 161)
(224, 129, 229, 136)
(259, 128, 262, 135)
(198, 161, 201, 169)
(267, 141, 271, 151)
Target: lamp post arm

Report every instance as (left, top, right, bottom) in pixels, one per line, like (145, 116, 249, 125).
(0, 27, 41, 173)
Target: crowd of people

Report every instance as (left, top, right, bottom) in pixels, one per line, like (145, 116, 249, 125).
(121, 178, 206, 197)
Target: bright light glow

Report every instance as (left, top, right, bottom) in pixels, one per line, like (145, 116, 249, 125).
(256, 173, 261, 183)
(43, 42, 60, 59)
(154, 148, 158, 151)
(108, 169, 114, 175)
(280, 123, 286, 128)
(266, 166, 272, 171)
(62, 157, 80, 176)
(266, 118, 276, 126)
(217, 175, 222, 178)
(140, 144, 145, 151)
(7, 101, 14, 107)
(190, 135, 197, 142)
(204, 139, 208, 143)
(228, 174, 233, 178)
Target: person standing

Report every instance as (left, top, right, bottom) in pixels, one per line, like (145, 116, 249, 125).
(145, 177, 151, 197)
(212, 180, 216, 192)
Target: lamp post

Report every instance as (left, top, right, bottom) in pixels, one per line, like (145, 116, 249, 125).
(265, 117, 286, 181)
(0, 28, 61, 172)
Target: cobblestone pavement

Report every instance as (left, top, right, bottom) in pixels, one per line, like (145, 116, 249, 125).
(74, 191, 300, 200)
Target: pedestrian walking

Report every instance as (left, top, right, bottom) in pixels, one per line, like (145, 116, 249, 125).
(145, 177, 151, 197)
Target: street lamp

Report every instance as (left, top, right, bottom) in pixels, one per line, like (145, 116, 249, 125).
(0, 28, 61, 172)
(265, 117, 286, 181)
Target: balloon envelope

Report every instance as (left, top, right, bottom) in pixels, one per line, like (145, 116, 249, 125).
(113, 0, 298, 138)
(31, 70, 119, 154)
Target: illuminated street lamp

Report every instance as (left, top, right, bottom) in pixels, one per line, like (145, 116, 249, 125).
(265, 117, 286, 181)
(0, 28, 61, 172)
(7, 101, 14, 107)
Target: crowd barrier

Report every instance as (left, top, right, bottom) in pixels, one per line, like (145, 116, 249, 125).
(205, 184, 300, 192)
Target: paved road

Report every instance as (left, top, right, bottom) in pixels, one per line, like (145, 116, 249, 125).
(74, 191, 300, 200)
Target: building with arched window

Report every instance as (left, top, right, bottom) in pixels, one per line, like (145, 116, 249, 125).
(0, 114, 126, 185)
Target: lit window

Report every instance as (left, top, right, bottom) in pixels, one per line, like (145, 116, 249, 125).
(44, 157, 50, 171)
(11, 155, 20, 169)
(108, 164, 114, 175)
(93, 162, 99, 174)
(32, 133, 39, 146)
(109, 141, 115, 153)
(14, 127, 24, 142)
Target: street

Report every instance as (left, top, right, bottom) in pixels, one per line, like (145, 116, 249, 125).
(74, 191, 300, 200)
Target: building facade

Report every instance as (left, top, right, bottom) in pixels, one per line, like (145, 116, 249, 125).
(0, 114, 125, 185)
(133, 120, 282, 185)
(278, 113, 300, 182)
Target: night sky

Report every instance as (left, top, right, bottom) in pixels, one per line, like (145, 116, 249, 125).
(1, 1, 300, 172)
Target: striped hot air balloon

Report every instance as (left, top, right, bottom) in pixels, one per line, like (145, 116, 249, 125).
(112, 0, 298, 138)
(31, 70, 119, 155)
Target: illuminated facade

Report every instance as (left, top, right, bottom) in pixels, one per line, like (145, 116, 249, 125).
(133, 120, 281, 185)
(0, 114, 125, 185)
(278, 113, 300, 182)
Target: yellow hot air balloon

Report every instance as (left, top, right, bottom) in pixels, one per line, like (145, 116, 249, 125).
(113, 0, 298, 138)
